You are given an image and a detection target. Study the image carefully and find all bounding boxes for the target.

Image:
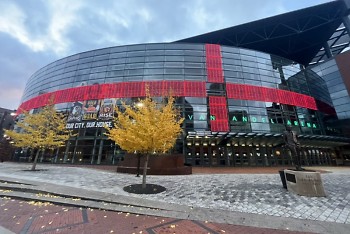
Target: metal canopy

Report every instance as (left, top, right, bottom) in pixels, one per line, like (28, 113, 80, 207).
(177, 1, 350, 67)
(186, 131, 350, 148)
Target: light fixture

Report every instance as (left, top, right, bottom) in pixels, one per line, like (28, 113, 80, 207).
(135, 102, 144, 108)
(203, 142, 208, 146)
(187, 142, 192, 146)
(211, 143, 215, 146)
(195, 142, 199, 146)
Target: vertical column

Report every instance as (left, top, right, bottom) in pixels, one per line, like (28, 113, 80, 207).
(323, 42, 333, 58)
(205, 44, 224, 83)
(205, 44, 229, 132)
(209, 96, 229, 132)
(63, 141, 70, 163)
(97, 139, 104, 164)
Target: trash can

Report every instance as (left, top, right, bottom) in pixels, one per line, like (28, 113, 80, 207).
(279, 170, 287, 189)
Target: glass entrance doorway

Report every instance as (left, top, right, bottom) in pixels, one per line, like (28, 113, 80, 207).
(185, 141, 333, 167)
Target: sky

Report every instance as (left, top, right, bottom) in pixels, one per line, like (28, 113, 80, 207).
(0, 0, 332, 110)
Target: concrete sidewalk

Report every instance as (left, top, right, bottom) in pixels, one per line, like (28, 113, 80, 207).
(0, 162, 349, 233)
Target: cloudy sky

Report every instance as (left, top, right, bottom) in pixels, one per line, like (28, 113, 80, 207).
(0, 0, 331, 110)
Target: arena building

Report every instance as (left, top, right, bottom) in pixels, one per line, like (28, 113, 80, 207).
(17, 0, 350, 166)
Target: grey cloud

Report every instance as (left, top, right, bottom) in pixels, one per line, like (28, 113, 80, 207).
(0, 0, 331, 109)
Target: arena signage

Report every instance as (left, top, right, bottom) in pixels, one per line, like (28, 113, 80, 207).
(231, 116, 317, 128)
(66, 121, 112, 129)
(186, 114, 317, 128)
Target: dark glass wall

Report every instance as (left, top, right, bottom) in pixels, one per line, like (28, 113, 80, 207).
(18, 43, 343, 166)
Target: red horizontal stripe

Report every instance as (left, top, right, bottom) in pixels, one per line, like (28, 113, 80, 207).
(17, 81, 318, 114)
(226, 83, 317, 110)
(17, 81, 207, 113)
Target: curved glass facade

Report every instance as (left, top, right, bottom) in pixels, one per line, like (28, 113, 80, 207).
(18, 43, 346, 166)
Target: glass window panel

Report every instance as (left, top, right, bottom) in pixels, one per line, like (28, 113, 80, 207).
(125, 76, 143, 81)
(127, 44, 146, 51)
(93, 54, 109, 61)
(144, 62, 164, 68)
(110, 46, 127, 53)
(184, 50, 204, 56)
(109, 52, 127, 59)
(165, 68, 184, 74)
(90, 66, 107, 73)
(184, 56, 203, 62)
(144, 68, 163, 75)
(76, 68, 90, 75)
(145, 56, 164, 62)
(164, 62, 184, 67)
(106, 70, 124, 77)
(143, 75, 164, 80)
(105, 77, 124, 83)
(146, 50, 164, 56)
(89, 72, 105, 79)
(109, 58, 126, 65)
(126, 57, 145, 63)
(165, 50, 184, 55)
(184, 62, 204, 68)
(92, 60, 108, 67)
(77, 63, 91, 70)
(146, 44, 165, 50)
(124, 69, 144, 76)
(127, 51, 146, 57)
(107, 64, 125, 71)
(184, 68, 204, 75)
(94, 48, 111, 55)
(166, 56, 184, 62)
(125, 63, 144, 69)
(79, 51, 95, 58)
(185, 97, 207, 104)
(184, 75, 204, 81)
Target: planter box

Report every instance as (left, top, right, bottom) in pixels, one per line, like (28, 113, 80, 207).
(117, 154, 192, 175)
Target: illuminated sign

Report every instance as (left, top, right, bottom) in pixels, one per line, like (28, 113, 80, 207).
(229, 115, 318, 128)
(66, 121, 112, 129)
(185, 114, 318, 128)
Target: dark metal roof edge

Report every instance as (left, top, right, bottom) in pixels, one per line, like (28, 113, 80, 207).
(176, 1, 346, 43)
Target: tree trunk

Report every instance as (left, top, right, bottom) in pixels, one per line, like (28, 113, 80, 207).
(142, 154, 150, 189)
(31, 149, 41, 171)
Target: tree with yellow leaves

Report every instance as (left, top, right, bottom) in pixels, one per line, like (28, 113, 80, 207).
(5, 105, 73, 171)
(105, 94, 184, 189)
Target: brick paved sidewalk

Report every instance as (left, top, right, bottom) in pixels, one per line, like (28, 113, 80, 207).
(55, 163, 332, 174)
(0, 197, 313, 234)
